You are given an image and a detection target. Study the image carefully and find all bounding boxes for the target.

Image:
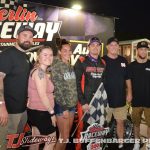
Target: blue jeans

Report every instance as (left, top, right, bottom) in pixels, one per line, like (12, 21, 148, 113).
(54, 103, 76, 116)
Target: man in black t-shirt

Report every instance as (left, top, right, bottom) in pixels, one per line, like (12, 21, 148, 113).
(103, 37, 132, 149)
(128, 41, 150, 150)
(0, 25, 36, 150)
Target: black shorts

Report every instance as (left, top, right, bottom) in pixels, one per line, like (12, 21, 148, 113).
(27, 108, 56, 135)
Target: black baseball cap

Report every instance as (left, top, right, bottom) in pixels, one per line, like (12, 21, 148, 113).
(107, 37, 119, 45)
(137, 41, 149, 49)
(17, 25, 37, 36)
(88, 37, 101, 46)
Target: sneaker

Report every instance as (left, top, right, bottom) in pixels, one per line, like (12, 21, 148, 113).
(118, 143, 123, 149)
(146, 143, 150, 150)
(133, 143, 140, 150)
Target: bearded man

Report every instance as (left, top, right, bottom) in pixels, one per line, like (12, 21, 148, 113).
(0, 25, 36, 150)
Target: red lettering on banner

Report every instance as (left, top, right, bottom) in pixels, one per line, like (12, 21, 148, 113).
(9, 10, 15, 21)
(20, 8, 27, 21)
(25, 11, 37, 22)
(0, 6, 38, 22)
(15, 6, 23, 21)
(7, 133, 25, 148)
(0, 9, 8, 21)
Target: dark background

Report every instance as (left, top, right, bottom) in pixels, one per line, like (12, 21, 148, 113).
(25, 0, 150, 41)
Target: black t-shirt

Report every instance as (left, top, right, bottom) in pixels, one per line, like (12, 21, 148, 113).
(128, 60, 150, 107)
(0, 47, 30, 113)
(103, 55, 129, 108)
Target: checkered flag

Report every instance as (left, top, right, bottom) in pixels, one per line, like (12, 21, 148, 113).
(86, 82, 109, 126)
(0, 0, 27, 9)
(71, 82, 109, 137)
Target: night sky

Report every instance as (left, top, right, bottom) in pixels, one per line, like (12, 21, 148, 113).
(25, 0, 150, 41)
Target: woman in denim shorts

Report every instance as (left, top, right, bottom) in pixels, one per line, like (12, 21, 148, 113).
(51, 39, 78, 150)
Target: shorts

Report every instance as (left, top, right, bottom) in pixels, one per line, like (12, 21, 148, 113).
(54, 103, 76, 116)
(107, 106, 127, 122)
(132, 107, 150, 127)
(27, 108, 56, 135)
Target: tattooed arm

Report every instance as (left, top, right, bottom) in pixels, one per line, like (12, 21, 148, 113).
(0, 72, 8, 126)
(32, 68, 54, 113)
(32, 68, 56, 126)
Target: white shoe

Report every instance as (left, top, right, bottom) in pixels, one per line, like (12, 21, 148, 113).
(118, 143, 123, 149)
(133, 143, 140, 150)
(146, 143, 150, 150)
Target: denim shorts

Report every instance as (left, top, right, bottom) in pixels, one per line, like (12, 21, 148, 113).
(54, 103, 76, 116)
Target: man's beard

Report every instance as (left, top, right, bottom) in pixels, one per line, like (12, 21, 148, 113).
(138, 55, 147, 60)
(18, 41, 32, 50)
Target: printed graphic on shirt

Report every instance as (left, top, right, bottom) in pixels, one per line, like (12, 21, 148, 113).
(145, 67, 150, 71)
(86, 66, 104, 79)
(121, 63, 126, 67)
(64, 71, 76, 80)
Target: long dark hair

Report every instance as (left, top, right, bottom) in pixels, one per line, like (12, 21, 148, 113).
(57, 38, 71, 51)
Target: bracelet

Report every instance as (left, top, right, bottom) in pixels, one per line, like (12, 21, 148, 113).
(48, 108, 54, 115)
(49, 110, 54, 114)
(50, 113, 55, 117)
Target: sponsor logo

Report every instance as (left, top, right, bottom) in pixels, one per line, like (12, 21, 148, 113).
(64, 71, 76, 80)
(6, 133, 56, 148)
(86, 67, 104, 73)
(0, 5, 62, 45)
(145, 68, 150, 71)
(80, 123, 109, 150)
(121, 63, 126, 67)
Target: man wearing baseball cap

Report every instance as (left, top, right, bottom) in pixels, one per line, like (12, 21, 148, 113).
(103, 37, 132, 149)
(0, 25, 36, 149)
(74, 37, 106, 150)
(17, 25, 37, 36)
(128, 41, 150, 150)
(87, 36, 101, 46)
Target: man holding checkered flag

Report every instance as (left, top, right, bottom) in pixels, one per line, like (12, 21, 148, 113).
(86, 81, 108, 126)
(74, 37, 108, 150)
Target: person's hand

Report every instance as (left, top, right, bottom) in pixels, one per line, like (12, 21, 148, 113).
(82, 104, 90, 113)
(51, 115, 56, 127)
(63, 110, 69, 119)
(0, 104, 8, 126)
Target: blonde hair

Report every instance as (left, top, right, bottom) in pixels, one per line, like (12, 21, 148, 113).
(34, 46, 53, 68)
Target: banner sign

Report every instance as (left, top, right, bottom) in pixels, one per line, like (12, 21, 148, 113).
(0, 0, 114, 64)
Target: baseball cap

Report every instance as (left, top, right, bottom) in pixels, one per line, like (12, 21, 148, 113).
(88, 37, 101, 46)
(17, 25, 37, 36)
(137, 41, 149, 49)
(107, 37, 119, 45)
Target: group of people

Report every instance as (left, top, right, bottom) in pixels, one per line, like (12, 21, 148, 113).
(0, 24, 149, 150)
(75, 37, 150, 150)
(104, 38, 150, 150)
(0, 25, 77, 150)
